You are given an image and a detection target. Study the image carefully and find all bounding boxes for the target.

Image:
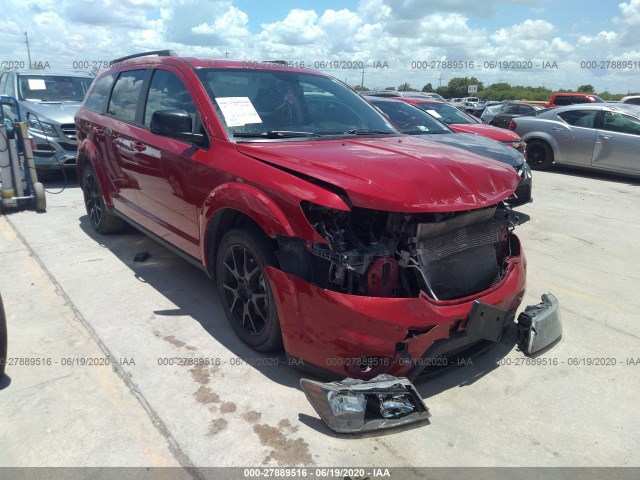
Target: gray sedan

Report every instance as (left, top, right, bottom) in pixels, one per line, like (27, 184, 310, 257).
(509, 104, 640, 176)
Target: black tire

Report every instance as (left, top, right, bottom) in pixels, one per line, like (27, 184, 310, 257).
(0, 294, 7, 377)
(526, 140, 554, 170)
(33, 182, 46, 212)
(216, 226, 283, 352)
(82, 164, 124, 234)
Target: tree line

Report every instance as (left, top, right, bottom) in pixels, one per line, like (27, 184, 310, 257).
(354, 77, 638, 101)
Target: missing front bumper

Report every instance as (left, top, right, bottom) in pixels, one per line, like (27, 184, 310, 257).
(300, 375, 430, 433)
(516, 293, 562, 355)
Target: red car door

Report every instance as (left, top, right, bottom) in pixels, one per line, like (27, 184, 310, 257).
(128, 67, 202, 258)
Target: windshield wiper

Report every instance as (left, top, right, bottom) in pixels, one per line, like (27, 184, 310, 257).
(343, 129, 394, 135)
(233, 130, 323, 139)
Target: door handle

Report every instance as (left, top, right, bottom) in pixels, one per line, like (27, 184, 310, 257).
(600, 135, 612, 140)
(551, 127, 564, 131)
(132, 141, 146, 152)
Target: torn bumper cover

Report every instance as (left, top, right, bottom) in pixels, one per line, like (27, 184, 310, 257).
(516, 293, 562, 355)
(300, 375, 430, 433)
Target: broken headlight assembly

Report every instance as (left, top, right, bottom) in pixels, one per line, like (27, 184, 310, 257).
(516, 293, 562, 355)
(300, 375, 430, 433)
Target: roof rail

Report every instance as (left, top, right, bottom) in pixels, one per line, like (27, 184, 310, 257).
(111, 50, 178, 64)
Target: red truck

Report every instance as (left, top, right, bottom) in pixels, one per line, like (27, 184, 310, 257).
(546, 93, 604, 108)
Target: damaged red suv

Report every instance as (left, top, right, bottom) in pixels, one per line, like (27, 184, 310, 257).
(75, 51, 526, 382)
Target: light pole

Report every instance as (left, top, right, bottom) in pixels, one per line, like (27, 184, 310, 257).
(24, 31, 32, 69)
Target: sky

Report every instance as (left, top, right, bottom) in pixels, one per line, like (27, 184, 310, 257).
(1, 0, 639, 94)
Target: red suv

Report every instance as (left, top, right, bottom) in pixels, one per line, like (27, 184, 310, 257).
(75, 51, 526, 380)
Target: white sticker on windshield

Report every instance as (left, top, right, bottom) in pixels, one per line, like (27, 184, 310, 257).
(426, 109, 442, 119)
(417, 125, 429, 131)
(28, 79, 46, 90)
(216, 97, 262, 127)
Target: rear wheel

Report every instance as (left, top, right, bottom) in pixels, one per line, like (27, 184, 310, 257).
(82, 164, 124, 233)
(526, 140, 554, 170)
(216, 226, 282, 352)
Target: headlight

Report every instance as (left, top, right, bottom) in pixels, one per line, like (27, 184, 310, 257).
(27, 117, 59, 137)
(300, 374, 430, 433)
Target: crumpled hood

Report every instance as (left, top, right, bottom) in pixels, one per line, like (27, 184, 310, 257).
(422, 133, 524, 168)
(235, 136, 520, 212)
(450, 123, 522, 141)
(24, 101, 81, 124)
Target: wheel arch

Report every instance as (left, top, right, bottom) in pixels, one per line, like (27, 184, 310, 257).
(200, 183, 297, 278)
(76, 141, 116, 206)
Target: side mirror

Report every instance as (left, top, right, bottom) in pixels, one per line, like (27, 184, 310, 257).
(150, 109, 208, 147)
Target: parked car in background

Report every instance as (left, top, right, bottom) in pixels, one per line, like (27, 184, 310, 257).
(393, 97, 526, 153)
(76, 51, 527, 382)
(365, 90, 445, 101)
(509, 104, 640, 176)
(546, 93, 604, 108)
(619, 95, 640, 106)
(482, 101, 547, 128)
(0, 70, 94, 175)
(367, 96, 532, 203)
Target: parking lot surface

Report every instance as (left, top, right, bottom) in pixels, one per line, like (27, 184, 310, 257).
(0, 168, 639, 472)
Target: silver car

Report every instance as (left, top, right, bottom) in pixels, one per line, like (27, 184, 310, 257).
(0, 70, 94, 175)
(509, 104, 640, 176)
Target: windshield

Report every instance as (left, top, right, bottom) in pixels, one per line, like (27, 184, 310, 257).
(413, 101, 479, 124)
(368, 99, 451, 135)
(196, 69, 398, 139)
(18, 75, 93, 102)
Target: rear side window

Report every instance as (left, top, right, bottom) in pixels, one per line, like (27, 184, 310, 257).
(85, 74, 115, 113)
(601, 111, 640, 135)
(625, 98, 640, 106)
(144, 70, 196, 127)
(557, 110, 597, 128)
(107, 70, 146, 123)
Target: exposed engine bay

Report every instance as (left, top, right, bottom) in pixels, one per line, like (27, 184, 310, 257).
(278, 201, 520, 301)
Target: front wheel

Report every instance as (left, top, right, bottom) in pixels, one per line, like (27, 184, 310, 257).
(526, 140, 554, 170)
(216, 226, 283, 352)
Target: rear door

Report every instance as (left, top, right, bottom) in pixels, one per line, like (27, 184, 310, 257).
(553, 109, 598, 166)
(103, 69, 149, 219)
(593, 110, 640, 174)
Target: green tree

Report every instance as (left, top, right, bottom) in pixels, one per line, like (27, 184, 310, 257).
(422, 83, 433, 92)
(398, 82, 418, 91)
(577, 84, 595, 93)
(438, 77, 484, 98)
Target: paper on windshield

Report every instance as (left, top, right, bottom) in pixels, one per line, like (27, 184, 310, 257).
(28, 79, 47, 90)
(216, 97, 262, 127)
(426, 109, 442, 119)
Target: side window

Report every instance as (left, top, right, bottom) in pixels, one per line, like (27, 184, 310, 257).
(144, 70, 196, 128)
(554, 96, 570, 106)
(85, 74, 115, 113)
(601, 111, 640, 135)
(0, 73, 7, 94)
(504, 104, 520, 114)
(626, 98, 640, 106)
(107, 70, 146, 123)
(6, 74, 15, 97)
(557, 110, 597, 128)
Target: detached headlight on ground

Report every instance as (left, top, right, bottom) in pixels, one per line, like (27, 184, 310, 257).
(517, 293, 562, 355)
(300, 374, 430, 433)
